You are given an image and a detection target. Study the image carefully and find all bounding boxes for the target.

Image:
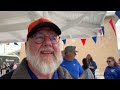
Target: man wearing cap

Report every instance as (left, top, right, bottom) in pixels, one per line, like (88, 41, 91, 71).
(61, 46, 84, 79)
(0, 18, 74, 79)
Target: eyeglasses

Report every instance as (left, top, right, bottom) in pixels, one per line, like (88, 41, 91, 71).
(31, 32, 60, 44)
(106, 61, 111, 63)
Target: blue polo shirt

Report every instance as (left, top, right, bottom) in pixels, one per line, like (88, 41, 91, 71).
(26, 63, 58, 79)
(60, 58, 84, 79)
(104, 66, 120, 79)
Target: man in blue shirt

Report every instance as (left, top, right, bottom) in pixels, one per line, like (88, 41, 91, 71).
(61, 46, 84, 79)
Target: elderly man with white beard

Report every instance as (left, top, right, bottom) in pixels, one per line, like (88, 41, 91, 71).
(0, 18, 74, 79)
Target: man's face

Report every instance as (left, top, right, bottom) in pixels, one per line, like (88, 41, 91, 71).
(67, 52, 76, 60)
(26, 27, 63, 74)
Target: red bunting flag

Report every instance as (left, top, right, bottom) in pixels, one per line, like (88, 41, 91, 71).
(109, 19, 116, 36)
(99, 29, 102, 40)
(81, 38, 86, 46)
(99, 29, 102, 35)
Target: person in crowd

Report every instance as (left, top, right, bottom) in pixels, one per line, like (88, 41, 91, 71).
(104, 56, 120, 79)
(6, 63, 10, 74)
(86, 54, 97, 78)
(1, 62, 7, 76)
(61, 46, 84, 79)
(82, 58, 94, 79)
(0, 18, 74, 79)
(9, 62, 14, 71)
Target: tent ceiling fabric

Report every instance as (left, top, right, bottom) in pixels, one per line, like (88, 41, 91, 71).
(0, 11, 107, 43)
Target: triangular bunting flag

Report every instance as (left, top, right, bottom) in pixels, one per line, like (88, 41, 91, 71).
(81, 38, 86, 46)
(62, 39, 66, 45)
(115, 11, 120, 19)
(99, 29, 102, 35)
(109, 19, 116, 36)
(92, 36, 97, 44)
(99, 29, 102, 40)
(101, 26, 104, 36)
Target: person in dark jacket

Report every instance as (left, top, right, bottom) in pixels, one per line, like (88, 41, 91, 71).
(86, 54, 97, 78)
(104, 56, 120, 79)
(0, 18, 74, 79)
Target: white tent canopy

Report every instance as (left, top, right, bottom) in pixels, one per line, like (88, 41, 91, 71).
(0, 11, 107, 43)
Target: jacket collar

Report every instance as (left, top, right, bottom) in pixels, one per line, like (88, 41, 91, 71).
(11, 58, 31, 79)
(11, 58, 73, 79)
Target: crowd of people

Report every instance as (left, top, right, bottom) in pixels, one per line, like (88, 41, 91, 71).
(0, 17, 120, 79)
(0, 61, 18, 77)
(61, 46, 97, 79)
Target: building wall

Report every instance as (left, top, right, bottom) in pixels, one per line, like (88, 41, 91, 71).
(61, 16, 119, 75)
(20, 15, 119, 76)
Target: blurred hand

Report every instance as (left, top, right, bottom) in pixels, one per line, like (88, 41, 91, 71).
(89, 66, 94, 69)
(79, 74, 85, 79)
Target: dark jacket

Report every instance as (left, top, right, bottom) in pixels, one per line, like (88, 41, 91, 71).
(0, 58, 74, 79)
(89, 61, 97, 74)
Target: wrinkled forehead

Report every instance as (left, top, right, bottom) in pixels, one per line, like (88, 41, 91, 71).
(36, 27, 57, 35)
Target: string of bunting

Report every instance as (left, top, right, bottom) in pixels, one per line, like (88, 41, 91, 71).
(62, 25, 105, 45)
(62, 11, 120, 46)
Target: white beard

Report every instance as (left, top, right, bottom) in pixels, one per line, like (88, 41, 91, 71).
(26, 42, 63, 75)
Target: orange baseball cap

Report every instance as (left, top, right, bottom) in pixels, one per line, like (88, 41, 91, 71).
(27, 18, 61, 38)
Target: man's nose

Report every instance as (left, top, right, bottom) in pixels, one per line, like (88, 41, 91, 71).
(42, 36, 52, 46)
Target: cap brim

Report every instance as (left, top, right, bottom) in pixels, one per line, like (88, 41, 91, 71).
(27, 22, 61, 38)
